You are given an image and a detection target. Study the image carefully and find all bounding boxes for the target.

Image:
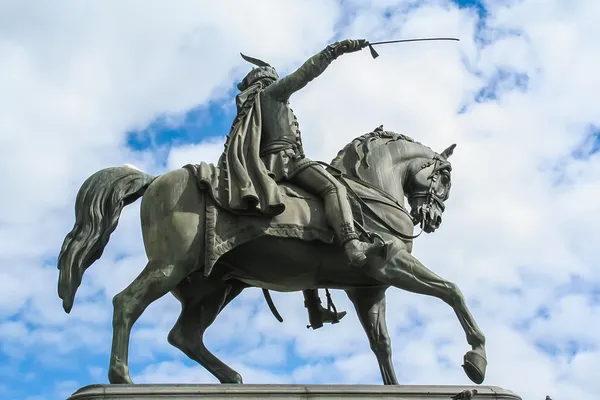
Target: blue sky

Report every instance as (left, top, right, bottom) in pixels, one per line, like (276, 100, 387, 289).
(1, 1, 600, 399)
(125, 90, 236, 158)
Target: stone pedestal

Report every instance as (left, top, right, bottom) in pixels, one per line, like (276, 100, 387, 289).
(67, 384, 522, 399)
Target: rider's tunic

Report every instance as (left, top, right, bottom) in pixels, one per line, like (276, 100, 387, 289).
(258, 49, 336, 181)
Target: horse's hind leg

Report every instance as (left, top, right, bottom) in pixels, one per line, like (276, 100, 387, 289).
(109, 168, 205, 384)
(366, 246, 487, 384)
(109, 259, 192, 384)
(346, 287, 398, 385)
(168, 278, 246, 384)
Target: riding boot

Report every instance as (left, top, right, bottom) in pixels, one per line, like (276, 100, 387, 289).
(303, 289, 347, 330)
(343, 235, 387, 268)
(325, 197, 386, 268)
(289, 165, 387, 268)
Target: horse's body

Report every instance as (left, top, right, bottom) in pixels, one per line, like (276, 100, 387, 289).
(57, 129, 487, 387)
(219, 238, 376, 291)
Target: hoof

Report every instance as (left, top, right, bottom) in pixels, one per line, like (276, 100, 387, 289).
(220, 373, 244, 384)
(108, 359, 134, 384)
(462, 349, 487, 384)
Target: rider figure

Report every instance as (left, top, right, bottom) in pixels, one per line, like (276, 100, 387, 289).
(224, 39, 384, 328)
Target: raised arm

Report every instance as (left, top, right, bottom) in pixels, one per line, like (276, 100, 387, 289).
(264, 39, 369, 101)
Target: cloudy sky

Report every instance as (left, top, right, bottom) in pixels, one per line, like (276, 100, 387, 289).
(1, 0, 599, 399)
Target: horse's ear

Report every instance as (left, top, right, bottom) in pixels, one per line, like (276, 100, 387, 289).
(440, 144, 456, 159)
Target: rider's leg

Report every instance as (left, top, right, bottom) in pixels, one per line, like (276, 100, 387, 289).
(302, 289, 347, 330)
(290, 165, 384, 267)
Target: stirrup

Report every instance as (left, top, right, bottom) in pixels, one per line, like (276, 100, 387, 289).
(306, 309, 346, 330)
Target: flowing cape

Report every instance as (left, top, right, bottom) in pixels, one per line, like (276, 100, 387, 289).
(216, 82, 285, 216)
(183, 82, 296, 273)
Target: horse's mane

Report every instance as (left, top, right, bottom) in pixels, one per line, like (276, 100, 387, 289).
(331, 125, 435, 177)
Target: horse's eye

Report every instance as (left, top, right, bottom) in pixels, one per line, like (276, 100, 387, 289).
(440, 174, 450, 185)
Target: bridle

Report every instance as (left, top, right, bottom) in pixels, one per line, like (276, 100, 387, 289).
(406, 155, 449, 220)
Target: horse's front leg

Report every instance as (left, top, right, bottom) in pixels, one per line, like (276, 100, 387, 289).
(345, 287, 398, 385)
(364, 245, 487, 384)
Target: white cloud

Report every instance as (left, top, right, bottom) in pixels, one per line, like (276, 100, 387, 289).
(1, 1, 599, 400)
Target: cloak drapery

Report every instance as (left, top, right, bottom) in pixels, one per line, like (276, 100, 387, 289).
(204, 82, 285, 216)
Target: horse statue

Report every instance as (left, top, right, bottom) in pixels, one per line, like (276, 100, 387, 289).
(57, 126, 487, 386)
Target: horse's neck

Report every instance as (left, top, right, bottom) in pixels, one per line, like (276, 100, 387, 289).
(335, 136, 433, 203)
(356, 161, 409, 203)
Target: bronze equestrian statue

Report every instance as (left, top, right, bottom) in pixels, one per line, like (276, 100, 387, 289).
(57, 39, 487, 387)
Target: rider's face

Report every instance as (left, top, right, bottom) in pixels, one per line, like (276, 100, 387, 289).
(408, 161, 451, 233)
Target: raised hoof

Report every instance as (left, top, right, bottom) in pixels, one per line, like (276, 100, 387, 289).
(108, 360, 134, 384)
(462, 349, 487, 384)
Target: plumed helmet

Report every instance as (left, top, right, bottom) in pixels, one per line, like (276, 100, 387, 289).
(237, 53, 279, 91)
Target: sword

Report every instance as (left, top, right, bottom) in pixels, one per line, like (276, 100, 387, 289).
(367, 37, 460, 58)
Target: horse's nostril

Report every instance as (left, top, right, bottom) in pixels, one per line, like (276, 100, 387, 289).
(436, 215, 442, 225)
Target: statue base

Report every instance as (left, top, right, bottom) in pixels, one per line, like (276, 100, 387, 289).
(67, 384, 521, 399)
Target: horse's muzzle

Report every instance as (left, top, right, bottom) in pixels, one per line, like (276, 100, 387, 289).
(411, 202, 443, 233)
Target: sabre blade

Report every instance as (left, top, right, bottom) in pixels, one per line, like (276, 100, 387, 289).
(366, 37, 460, 59)
(369, 37, 460, 46)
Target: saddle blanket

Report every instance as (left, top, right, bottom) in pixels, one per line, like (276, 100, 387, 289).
(202, 182, 341, 275)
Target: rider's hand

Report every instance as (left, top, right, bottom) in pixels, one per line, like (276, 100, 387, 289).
(337, 39, 370, 54)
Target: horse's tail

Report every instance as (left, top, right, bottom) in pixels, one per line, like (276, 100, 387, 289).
(57, 165, 157, 313)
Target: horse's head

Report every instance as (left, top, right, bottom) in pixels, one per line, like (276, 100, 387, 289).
(330, 127, 456, 234)
(406, 143, 455, 233)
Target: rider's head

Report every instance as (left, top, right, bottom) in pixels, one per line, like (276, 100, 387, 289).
(237, 53, 279, 91)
